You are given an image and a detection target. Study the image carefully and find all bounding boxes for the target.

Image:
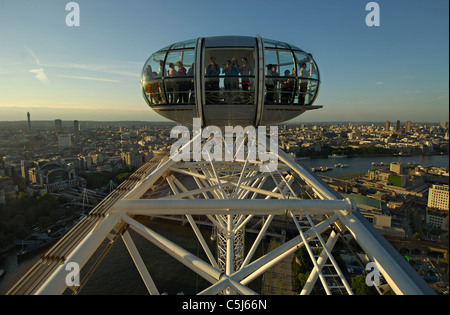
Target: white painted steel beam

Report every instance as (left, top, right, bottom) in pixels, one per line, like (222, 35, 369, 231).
(274, 142, 434, 295)
(122, 215, 223, 285)
(34, 213, 122, 295)
(122, 230, 159, 295)
(300, 230, 339, 295)
(233, 215, 339, 285)
(166, 175, 219, 269)
(112, 198, 354, 215)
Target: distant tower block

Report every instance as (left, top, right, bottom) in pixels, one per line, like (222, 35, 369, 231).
(74, 120, 79, 135)
(395, 120, 401, 133)
(27, 112, 31, 132)
(55, 119, 62, 132)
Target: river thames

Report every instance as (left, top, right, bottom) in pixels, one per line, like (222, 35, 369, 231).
(297, 154, 448, 178)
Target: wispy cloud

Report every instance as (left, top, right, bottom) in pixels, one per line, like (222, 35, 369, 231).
(55, 74, 123, 83)
(29, 68, 49, 85)
(25, 45, 50, 85)
(44, 62, 141, 80)
(375, 81, 384, 85)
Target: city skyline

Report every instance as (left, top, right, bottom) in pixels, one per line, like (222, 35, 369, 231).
(0, 0, 448, 123)
(2, 114, 447, 125)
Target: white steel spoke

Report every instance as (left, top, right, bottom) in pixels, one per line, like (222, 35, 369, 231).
(122, 230, 159, 295)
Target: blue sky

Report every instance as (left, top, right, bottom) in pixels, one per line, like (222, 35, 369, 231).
(0, 0, 448, 123)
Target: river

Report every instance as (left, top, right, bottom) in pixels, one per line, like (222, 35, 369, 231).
(296, 154, 449, 178)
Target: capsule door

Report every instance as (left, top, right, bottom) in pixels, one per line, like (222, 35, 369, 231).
(201, 45, 258, 127)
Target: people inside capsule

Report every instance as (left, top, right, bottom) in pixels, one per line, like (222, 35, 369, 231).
(142, 37, 320, 127)
(281, 70, 295, 104)
(176, 61, 189, 104)
(223, 60, 232, 90)
(143, 65, 154, 93)
(230, 57, 240, 90)
(143, 40, 318, 108)
(206, 56, 220, 90)
(239, 58, 251, 91)
(298, 62, 309, 105)
(142, 65, 162, 104)
(265, 64, 279, 104)
(167, 63, 178, 104)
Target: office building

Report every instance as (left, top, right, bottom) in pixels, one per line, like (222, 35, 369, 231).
(55, 119, 62, 132)
(405, 120, 412, 133)
(27, 112, 31, 133)
(394, 120, 401, 133)
(426, 184, 449, 231)
(74, 120, 79, 135)
(427, 184, 449, 211)
(58, 134, 72, 149)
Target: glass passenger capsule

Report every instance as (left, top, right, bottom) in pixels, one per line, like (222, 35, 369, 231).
(141, 36, 321, 127)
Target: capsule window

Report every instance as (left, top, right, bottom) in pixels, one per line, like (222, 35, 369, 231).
(264, 49, 296, 105)
(164, 49, 195, 105)
(142, 52, 166, 105)
(263, 38, 290, 49)
(171, 39, 196, 50)
(294, 52, 319, 105)
(204, 48, 256, 105)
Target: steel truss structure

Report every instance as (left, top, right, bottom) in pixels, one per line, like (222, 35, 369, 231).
(8, 134, 434, 295)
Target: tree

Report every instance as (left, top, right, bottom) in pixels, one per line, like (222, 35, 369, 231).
(116, 172, 131, 184)
(351, 275, 378, 295)
(36, 216, 52, 231)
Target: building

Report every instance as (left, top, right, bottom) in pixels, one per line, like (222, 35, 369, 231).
(390, 162, 404, 175)
(79, 156, 93, 170)
(427, 184, 449, 211)
(121, 151, 143, 168)
(426, 184, 449, 231)
(385, 120, 390, 132)
(58, 134, 72, 149)
(55, 119, 62, 132)
(368, 163, 408, 188)
(21, 160, 32, 183)
(340, 193, 405, 237)
(27, 112, 31, 133)
(426, 210, 449, 231)
(347, 131, 361, 141)
(394, 120, 401, 134)
(26, 160, 79, 193)
(405, 120, 412, 133)
(74, 120, 79, 135)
